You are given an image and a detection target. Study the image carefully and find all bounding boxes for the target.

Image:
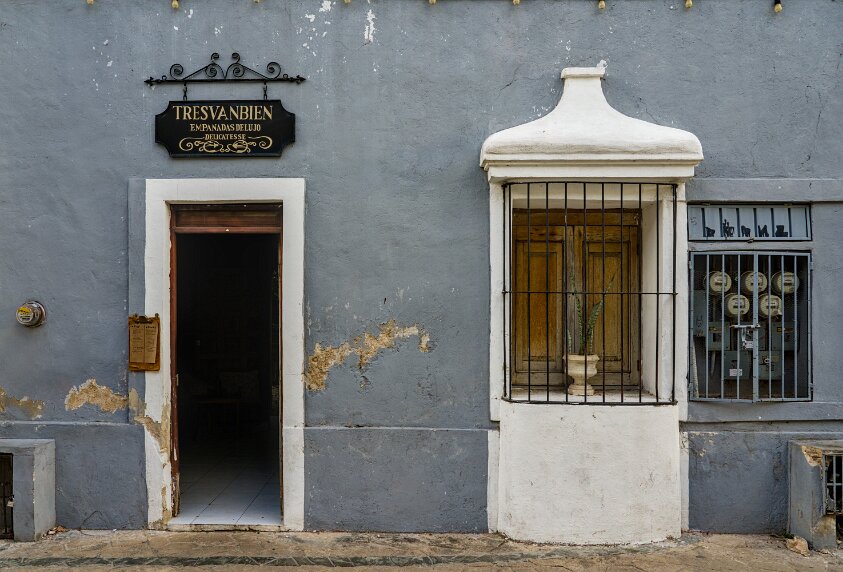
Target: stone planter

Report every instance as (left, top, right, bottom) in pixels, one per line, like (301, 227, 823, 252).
(564, 354, 600, 396)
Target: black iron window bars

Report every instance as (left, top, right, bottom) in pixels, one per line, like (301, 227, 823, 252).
(826, 454, 843, 514)
(502, 182, 678, 405)
(0, 454, 11, 539)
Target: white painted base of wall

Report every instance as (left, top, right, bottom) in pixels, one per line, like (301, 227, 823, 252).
(497, 402, 681, 545)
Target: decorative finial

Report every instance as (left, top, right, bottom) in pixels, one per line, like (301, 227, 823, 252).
(171, 0, 179, 8)
(598, 0, 606, 9)
(86, 0, 94, 4)
(773, 0, 782, 12)
(685, 0, 692, 8)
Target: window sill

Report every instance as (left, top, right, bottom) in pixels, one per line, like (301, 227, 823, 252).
(506, 386, 672, 405)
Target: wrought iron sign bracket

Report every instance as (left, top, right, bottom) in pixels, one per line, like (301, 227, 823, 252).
(144, 52, 305, 100)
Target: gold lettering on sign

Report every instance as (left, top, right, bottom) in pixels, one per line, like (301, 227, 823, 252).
(177, 135, 274, 154)
(166, 102, 281, 155)
(172, 104, 273, 122)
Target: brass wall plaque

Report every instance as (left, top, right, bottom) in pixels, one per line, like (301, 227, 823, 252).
(129, 314, 160, 371)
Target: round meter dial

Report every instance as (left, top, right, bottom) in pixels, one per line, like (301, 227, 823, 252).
(706, 271, 732, 294)
(771, 271, 799, 295)
(740, 271, 768, 294)
(16, 301, 46, 327)
(724, 293, 750, 318)
(759, 294, 783, 319)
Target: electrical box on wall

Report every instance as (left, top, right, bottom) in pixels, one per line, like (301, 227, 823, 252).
(15, 302, 46, 328)
(688, 251, 811, 401)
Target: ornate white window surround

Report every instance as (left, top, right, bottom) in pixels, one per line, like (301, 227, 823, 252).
(482, 61, 703, 420)
(481, 62, 704, 544)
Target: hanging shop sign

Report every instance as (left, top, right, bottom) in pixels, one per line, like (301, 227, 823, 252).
(145, 52, 305, 158)
(155, 99, 294, 157)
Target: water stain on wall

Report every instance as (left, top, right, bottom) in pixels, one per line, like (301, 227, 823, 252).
(305, 319, 431, 391)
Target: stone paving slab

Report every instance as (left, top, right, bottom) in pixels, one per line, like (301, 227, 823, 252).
(0, 530, 841, 569)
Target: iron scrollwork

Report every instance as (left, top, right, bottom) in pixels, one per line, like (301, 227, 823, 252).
(144, 52, 305, 86)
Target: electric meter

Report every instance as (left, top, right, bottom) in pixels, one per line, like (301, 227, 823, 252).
(15, 301, 46, 327)
(740, 271, 768, 294)
(706, 271, 732, 294)
(758, 294, 783, 318)
(724, 293, 750, 318)
(771, 271, 799, 295)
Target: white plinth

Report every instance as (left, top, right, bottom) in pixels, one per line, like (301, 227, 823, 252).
(497, 401, 681, 545)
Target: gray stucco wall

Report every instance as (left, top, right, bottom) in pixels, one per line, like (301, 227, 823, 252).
(686, 428, 843, 534)
(0, 0, 840, 531)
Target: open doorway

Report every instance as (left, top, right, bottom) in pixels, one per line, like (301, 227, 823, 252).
(168, 205, 281, 527)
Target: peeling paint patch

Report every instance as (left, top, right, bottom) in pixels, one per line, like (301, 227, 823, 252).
(0, 386, 44, 419)
(65, 379, 128, 413)
(129, 389, 170, 455)
(802, 445, 824, 467)
(305, 319, 431, 391)
(363, 10, 376, 44)
(319, 0, 332, 12)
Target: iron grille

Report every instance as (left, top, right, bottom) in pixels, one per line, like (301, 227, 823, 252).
(688, 205, 811, 241)
(688, 252, 811, 401)
(825, 455, 843, 514)
(502, 182, 678, 405)
(0, 454, 11, 539)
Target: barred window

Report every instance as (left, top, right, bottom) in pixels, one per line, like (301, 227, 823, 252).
(689, 252, 811, 401)
(502, 182, 678, 404)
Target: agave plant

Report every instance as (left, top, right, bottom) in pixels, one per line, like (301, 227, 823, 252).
(566, 270, 616, 355)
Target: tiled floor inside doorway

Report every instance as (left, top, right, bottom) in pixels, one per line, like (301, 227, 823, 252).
(168, 438, 281, 527)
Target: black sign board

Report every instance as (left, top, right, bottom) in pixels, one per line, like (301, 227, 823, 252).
(154, 100, 294, 158)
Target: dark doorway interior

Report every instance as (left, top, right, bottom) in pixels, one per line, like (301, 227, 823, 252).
(173, 233, 280, 526)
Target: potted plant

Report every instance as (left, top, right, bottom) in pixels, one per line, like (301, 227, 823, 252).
(565, 271, 615, 396)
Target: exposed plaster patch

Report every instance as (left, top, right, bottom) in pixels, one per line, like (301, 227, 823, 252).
(305, 319, 431, 391)
(363, 10, 376, 44)
(128, 388, 172, 524)
(0, 386, 44, 419)
(65, 379, 128, 413)
(128, 389, 170, 456)
(305, 14, 316, 22)
(802, 445, 824, 467)
(319, 0, 332, 12)
(813, 514, 836, 538)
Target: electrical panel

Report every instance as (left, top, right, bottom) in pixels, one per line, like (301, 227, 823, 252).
(689, 252, 810, 401)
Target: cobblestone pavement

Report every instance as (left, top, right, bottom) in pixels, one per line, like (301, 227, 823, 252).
(0, 530, 841, 570)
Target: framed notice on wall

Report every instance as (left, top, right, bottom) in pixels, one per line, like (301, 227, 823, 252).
(128, 314, 160, 372)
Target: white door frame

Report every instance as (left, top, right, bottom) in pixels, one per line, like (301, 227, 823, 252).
(142, 178, 305, 529)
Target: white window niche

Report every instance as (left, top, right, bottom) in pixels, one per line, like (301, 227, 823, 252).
(481, 62, 702, 544)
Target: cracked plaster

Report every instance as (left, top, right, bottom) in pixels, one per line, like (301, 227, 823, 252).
(305, 319, 431, 391)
